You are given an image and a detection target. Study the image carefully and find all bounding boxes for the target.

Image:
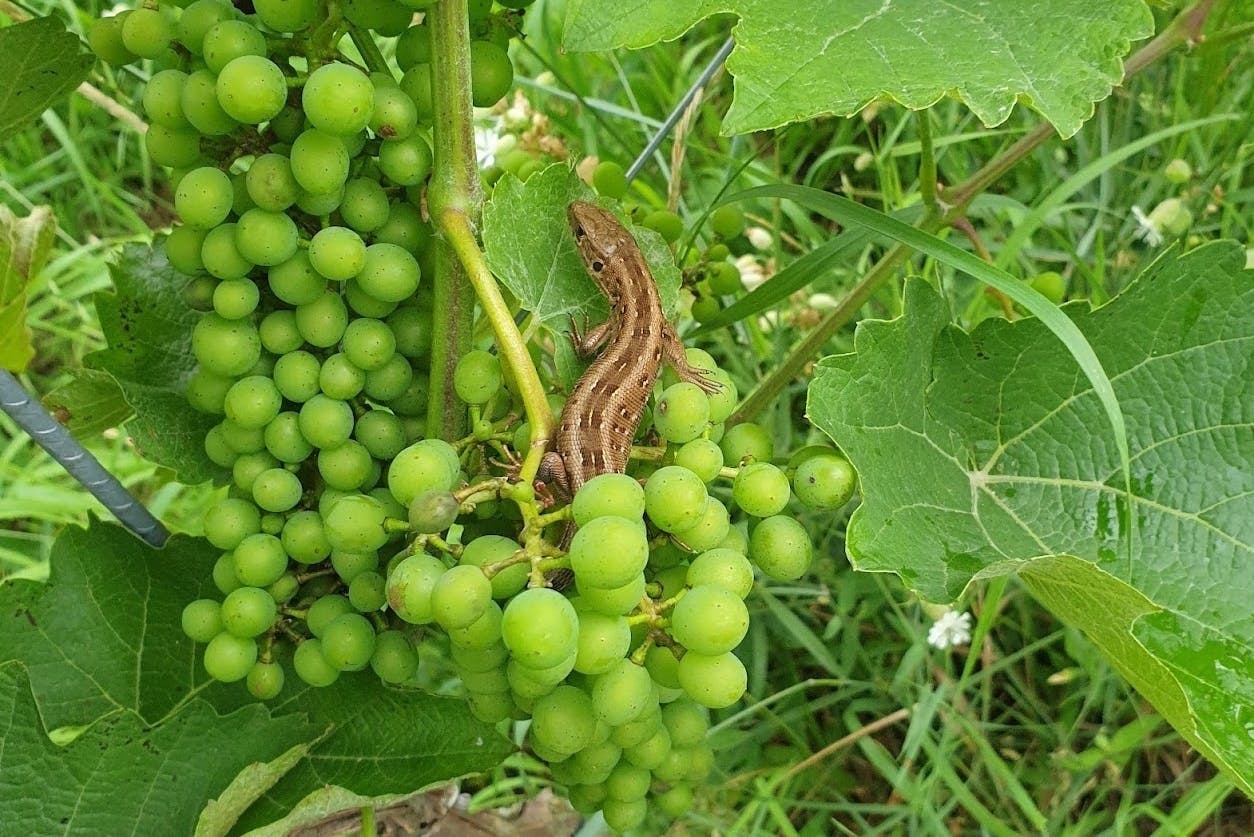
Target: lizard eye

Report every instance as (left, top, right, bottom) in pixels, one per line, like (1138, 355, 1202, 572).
(574, 225, 585, 238)
(591, 260, 604, 272)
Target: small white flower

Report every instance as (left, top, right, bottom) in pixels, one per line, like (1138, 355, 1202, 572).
(927, 610, 973, 650)
(745, 226, 773, 251)
(808, 292, 839, 311)
(474, 120, 502, 168)
(1131, 205, 1164, 248)
(736, 254, 767, 291)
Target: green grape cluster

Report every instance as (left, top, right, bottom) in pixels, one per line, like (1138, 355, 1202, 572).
(86, 0, 527, 700)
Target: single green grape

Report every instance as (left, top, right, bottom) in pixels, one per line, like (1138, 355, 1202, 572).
(431, 565, 493, 629)
(670, 584, 749, 655)
(572, 608, 630, 675)
(269, 252, 327, 306)
(202, 20, 265, 73)
(459, 535, 527, 599)
(569, 516, 648, 589)
(748, 515, 813, 580)
(530, 685, 596, 756)
(340, 178, 391, 232)
(371, 630, 419, 682)
(280, 509, 331, 564)
(677, 650, 746, 708)
(295, 290, 349, 348)
(342, 318, 397, 370)
(468, 40, 513, 107)
(232, 533, 289, 587)
(203, 497, 262, 550)
(246, 660, 285, 699)
(290, 129, 351, 194)
(293, 638, 340, 686)
(686, 547, 754, 598)
(719, 421, 774, 465)
(303, 62, 375, 136)
(453, 349, 502, 405)
(254, 0, 319, 32)
(654, 381, 711, 444)
(273, 353, 321, 404)
(387, 438, 459, 505)
(323, 493, 388, 552)
(320, 612, 377, 670)
(224, 375, 282, 430)
(792, 452, 856, 510)
(175, 167, 233, 229)
(501, 588, 579, 669)
(216, 55, 287, 124)
(571, 473, 645, 525)
(670, 496, 731, 552)
(386, 553, 446, 624)
(591, 658, 653, 726)
(733, 461, 791, 517)
(674, 438, 724, 484)
(220, 586, 278, 637)
(181, 598, 224, 643)
(203, 632, 258, 682)
(644, 466, 708, 533)
(252, 467, 303, 512)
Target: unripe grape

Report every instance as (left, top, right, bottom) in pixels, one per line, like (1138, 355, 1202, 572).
(670, 584, 749, 655)
(592, 658, 653, 726)
(733, 461, 791, 517)
(670, 496, 730, 552)
(182, 69, 238, 136)
(459, 535, 527, 599)
(531, 685, 596, 756)
(217, 56, 287, 124)
(254, 0, 319, 32)
(468, 40, 513, 107)
(121, 8, 174, 60)
(293, 638, 340, 686)
(792, 453, 856, 510)
(592, 160, 627, 199)
(654, 381, 711, 443)
(303, 63, 375, 136)
(203, 632, 258, 682)
(371, 630, 419, 682)
(675, 438, 724, 483)
(569, 516, 648, 589)
(379, 133, 433, 186)
(719, 421, 774, 465)
(386, 554, 446, 624)
(202, 20, 265, 73)
(203, 497, 262, 550)
(182, 598, 224, 643)
(573, 607, 631, 675)
(644, 466, 708, 533)
(320, 612, 377, 670)
(88, 14, 137, 66)
(290, 129, 350, 194)
(749, 515, 814, 580)
(687, 547, 754, 598)
(678, 650, 746, 708)
(501, 588, 579, 669)
(323, 493, 388, 553)
(176, 167, 233, 229)
(246, 660, 285, 699)
(453, 349, 502, 405)
(220, 586, 278, 637)
(431, 564, 493, 629)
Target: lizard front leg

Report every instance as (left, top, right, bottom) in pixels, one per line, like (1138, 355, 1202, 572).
(570, 315, 613, 358)
(537, 450, 573, 503)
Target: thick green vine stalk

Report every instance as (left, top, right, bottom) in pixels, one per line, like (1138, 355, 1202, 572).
(425, 0, 553, 476)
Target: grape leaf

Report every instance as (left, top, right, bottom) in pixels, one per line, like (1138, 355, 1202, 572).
(85, 243, 223, 485)
(482, 163, 682, 336)
(562, 0, 1154, 138)
(0, 16, 94, 141)
(0, 521, 237, 729)
(234, 677, 512, 832)
(807, 242, 1253, 795)
(0, 664, 318, 837)
(41, 367, 132, 437)
(0, 205, 56, 372)
(0, 520, 513, 833)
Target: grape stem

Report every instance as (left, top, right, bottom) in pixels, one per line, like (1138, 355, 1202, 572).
(347, 22, 393, 80)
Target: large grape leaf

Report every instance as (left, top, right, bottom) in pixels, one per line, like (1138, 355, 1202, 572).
(0, 520, 514, 834)
(0, 663, 318, 837)
(0, 16, 94, 141)
(85, 243, 224, 485)
(0, 205, 56, 372)
(562, 0, 1154, 138)
(482, 163, 682, 334)
(808, 242, 1253, 794)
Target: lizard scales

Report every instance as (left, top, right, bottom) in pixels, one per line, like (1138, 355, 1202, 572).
(541, 201, 718, 500)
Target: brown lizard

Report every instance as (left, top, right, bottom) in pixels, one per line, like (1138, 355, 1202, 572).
(539, 200, 720, 502)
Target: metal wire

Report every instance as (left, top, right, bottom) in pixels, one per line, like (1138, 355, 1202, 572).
(0, 369, 169, 548)
(625, 36, 735, 183)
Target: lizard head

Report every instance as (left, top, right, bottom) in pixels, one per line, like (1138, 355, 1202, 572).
(568, 201, 630, 299)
